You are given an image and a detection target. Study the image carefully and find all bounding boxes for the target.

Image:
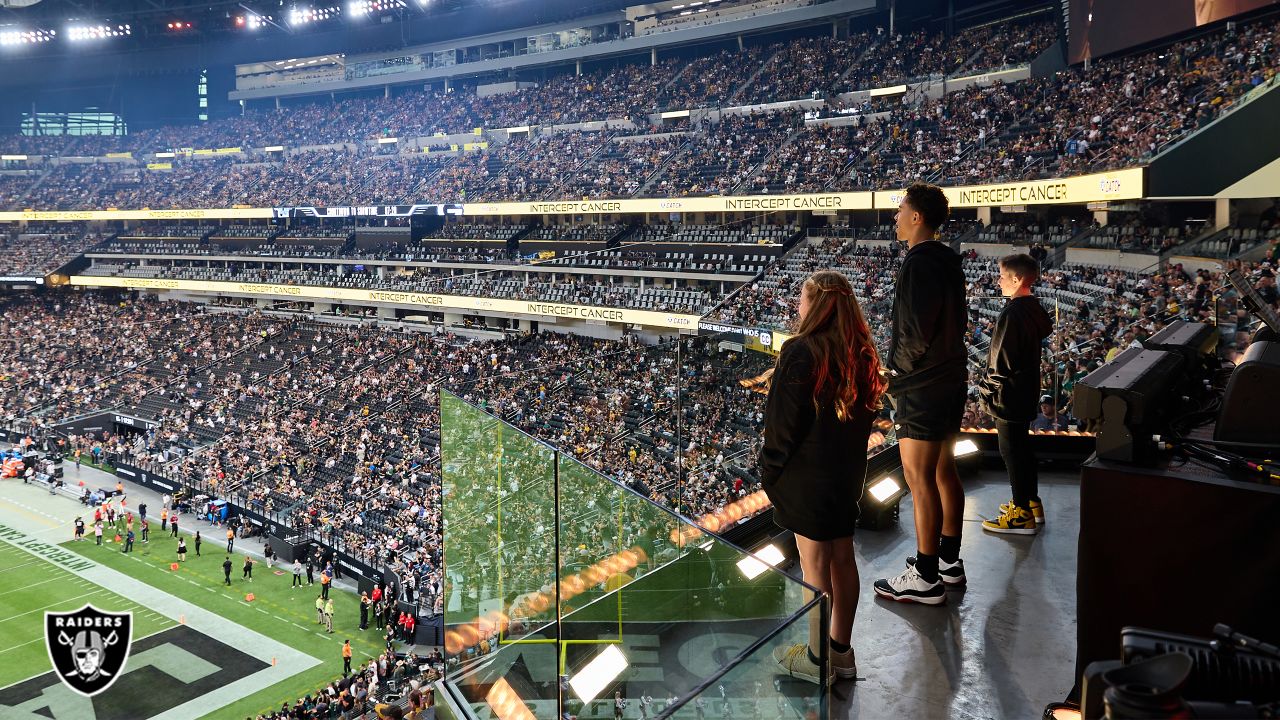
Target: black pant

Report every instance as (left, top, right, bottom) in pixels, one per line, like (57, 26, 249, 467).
(293, 574, 303, 587)
(226, 540, 234, 552)
(224, 571, 231, 585)
(195, 543, 201, 556)
(322, 584, 330, 600)
(996, 419, 1038, 508)
(343, 657, 351, 675)
(171, 526, 178, 537)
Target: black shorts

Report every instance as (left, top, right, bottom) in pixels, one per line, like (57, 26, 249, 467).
(890, 383, 966, 441)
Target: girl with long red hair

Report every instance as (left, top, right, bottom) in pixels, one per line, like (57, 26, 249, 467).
(760, 269, 886, 684)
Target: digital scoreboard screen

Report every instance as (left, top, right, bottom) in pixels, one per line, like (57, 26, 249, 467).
(1067, 0, 1278, 63)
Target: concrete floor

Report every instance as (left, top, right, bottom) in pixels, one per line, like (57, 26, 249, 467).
(833, 464, 1080, 720)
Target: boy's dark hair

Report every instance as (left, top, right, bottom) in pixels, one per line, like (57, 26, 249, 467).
(999, 253, 1040, 284)
(903, 183, 949, 232)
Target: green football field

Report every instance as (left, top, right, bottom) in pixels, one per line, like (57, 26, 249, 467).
(0, 476, 403, 720)
(0, 540, 176, 689)
(59, 536, 388, 720)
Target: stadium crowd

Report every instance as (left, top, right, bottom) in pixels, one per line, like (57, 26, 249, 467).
(3, 6, 1279, 718)
(2, 12, 1271, 211)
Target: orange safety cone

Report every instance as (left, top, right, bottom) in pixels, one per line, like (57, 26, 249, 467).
(170, 563, 179, 571)
(179, 614, 186, 625)
(271, 657, 277, 666)
(245, 593, 255, 602)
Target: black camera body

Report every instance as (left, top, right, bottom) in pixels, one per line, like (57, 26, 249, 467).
(1078, 625, 1280, 719)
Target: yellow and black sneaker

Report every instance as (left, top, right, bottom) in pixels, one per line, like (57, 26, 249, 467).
(983, 503, 1038, 535)
(1000, 498, 1045, 527)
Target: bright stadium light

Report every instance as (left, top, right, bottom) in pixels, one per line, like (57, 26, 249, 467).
(867, 476, 903, 504)
(568, 644, 629, 704)
(0, 28, 57, 45)
(67, 23, 131, 41)
(238, 13, 273, 30)
(736, 543, 786, 580)
(289, 5, 340, 26)
(347, 0, 406, 16)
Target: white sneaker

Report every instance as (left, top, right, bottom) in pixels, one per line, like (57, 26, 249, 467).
(873, 564, 947, 605)
(906, 555, 967, 586)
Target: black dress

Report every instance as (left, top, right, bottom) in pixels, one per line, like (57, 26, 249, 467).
(758, 338, 874, 541)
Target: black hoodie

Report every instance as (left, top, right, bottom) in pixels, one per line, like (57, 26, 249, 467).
(980, 295, 1053, 422)
(887, 240, 968, 395)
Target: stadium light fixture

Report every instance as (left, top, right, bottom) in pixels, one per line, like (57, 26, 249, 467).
(485, 677, 535, 720)
(568, 644, 629, 704)
(0, 29, 57, 45)
(166, 21, 194, 31)
(67, 23, 131, 41)
(859, 474, 907, 530)
(736, 543, 785, 580)
(288, 6, 340, 26)
(867, 476, 904, 504)
(347, 0, 406, 16)
(237, 11, 274, 30)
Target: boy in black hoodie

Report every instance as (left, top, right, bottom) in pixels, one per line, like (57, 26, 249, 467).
(979, 253, 1052, 535)
(873, 183, 969, 606)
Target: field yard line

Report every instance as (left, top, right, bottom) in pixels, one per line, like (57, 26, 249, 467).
(0, 575, 59, 597)
(0, 636, 44, 655)
(0, 558, 62, 575)
(0, 588, 103, 624)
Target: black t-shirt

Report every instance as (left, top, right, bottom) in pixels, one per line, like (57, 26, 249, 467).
(223, 560, 232, 574)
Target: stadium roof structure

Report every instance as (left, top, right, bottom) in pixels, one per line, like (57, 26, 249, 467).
(0, 0, 634, 43)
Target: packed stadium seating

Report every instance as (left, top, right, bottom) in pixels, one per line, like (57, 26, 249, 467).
(0, 227, 101, 276)
(5, 5, 1280, 719)
(1, 13, 1273, 210)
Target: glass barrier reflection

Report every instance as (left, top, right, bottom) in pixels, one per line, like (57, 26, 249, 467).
(440, 387, 830, 719)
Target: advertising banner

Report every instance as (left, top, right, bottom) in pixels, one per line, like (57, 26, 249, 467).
(874, 168, 1144, 209)
(463, 191, 875, 216)
(0, 208, 275, 222)
(70, 275, 702, 329)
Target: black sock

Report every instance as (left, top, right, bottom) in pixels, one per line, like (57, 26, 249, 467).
(829, 638, 850, 654)
(938, 534, 961, 564)
(915, 552, 940, 583)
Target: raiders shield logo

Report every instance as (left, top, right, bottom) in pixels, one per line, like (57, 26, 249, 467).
(45, 604, 132, 697)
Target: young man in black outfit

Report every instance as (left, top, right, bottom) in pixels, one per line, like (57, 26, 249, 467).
(873, 183, 969, 605)
(979, 253, 1052, 534)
